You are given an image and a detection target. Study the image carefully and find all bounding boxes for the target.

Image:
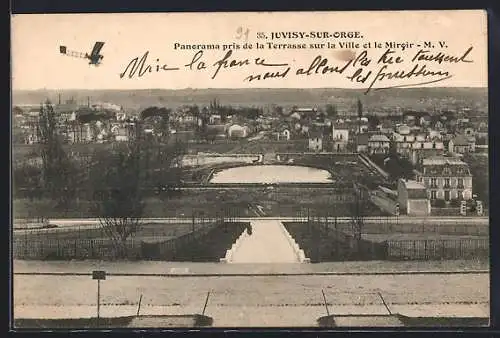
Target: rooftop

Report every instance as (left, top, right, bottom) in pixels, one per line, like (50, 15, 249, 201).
(421, 156, 471, 176)
(309, 130, 323, 138)
(369, 134, 390, 142)
(400, 179, 426, 190)
(422, 156, 466, 166)
(293, 108, 317, 112)
(399, 179, 428, 199)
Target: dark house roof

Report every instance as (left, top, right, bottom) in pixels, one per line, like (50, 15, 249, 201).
(140, 107, 170, 120)
(423, 164, 471, 176)
(76, 107, 114, 123)
(309, 130, 323, 139)
(357, 134, 370, 146)
(308, 125, 326, 139)
(54, 103, 78, 114)
(422, 158, 471, 177)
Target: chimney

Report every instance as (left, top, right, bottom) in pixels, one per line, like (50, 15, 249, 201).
(58, 93, 61, 105)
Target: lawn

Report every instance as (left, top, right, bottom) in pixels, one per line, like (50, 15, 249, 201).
(13, 222, 209, 242)
(13, 185, 388, 219)
(12, 197, 251, 219)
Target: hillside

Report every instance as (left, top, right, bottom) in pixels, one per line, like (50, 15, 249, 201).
(12, 87, 488, 114)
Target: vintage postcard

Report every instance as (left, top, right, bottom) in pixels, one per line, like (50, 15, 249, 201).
(11, 10, 489, 329)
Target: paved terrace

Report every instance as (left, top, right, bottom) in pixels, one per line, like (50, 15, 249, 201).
(14, 271, 489, 327)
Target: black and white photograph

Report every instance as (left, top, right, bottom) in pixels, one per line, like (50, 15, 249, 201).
(11, 10, 489, 328)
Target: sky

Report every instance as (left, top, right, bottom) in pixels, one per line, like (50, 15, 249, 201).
(11, 10, 488, 90)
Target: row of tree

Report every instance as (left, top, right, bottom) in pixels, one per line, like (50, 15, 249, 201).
(14, 101, 188, 257)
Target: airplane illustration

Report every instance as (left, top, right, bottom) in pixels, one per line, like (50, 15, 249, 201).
(59, 41, 105, 66)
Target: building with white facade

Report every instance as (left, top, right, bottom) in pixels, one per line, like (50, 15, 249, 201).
(332, 124, 349, 152)
(367, 134, 390, 154)
(414, 156, 473, 202)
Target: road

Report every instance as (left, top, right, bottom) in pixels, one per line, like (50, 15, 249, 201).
(13, 216, 488, 233)
(247, 131, 266, 142)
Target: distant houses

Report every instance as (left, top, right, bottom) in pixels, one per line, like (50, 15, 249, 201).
(228, 124, 250, 139)
(275, 128, 291, 141)
(332, 124, 349, 152)
(367, 134, 390, 154)
(308, 128, 324, 152)
(357, 133, 390, 155)
(409, 140, 445, 166)
(448, 134, 476, 154)
(13, 99, 489, 180)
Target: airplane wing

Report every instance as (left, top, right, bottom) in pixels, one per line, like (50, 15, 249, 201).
(90, 41, 105, 57)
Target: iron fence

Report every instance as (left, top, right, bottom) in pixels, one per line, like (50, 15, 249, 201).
(386, 238, 489, 260)
(294, 210, 488, 236)
(12, 209, 243, 260)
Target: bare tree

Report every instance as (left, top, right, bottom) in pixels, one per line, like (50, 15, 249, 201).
(349, 182, 369, 243)
(90, 139, 144, 258)
(38, 100, 76, 210)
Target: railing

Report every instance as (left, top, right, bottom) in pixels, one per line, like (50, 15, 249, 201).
(312, 219, 487, 236)
(12, 209, 244, 260)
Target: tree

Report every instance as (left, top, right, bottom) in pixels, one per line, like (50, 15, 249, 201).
(388, 139, 397, 156)
(13, 159, 43, 200)
(357, 99, 363, 119)
(139, 107, 170, 143)
(349, 183, 369, 244)
(273, 105, 284, 115)
(316, 111, 326, 123)
(38, 100, 77, 209)
(13, 105, 24, 115)
(146, 138, 186, 199)
(203, 127, 219, 144)
(367, 115, 380, 131)
(463, 153, 489, 207)
(325, 104, 337, 118)
(90, 138, 144, 258)
(196, 114, 209, 141)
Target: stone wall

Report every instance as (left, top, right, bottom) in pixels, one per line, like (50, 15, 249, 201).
(181, 154, 261, 167)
